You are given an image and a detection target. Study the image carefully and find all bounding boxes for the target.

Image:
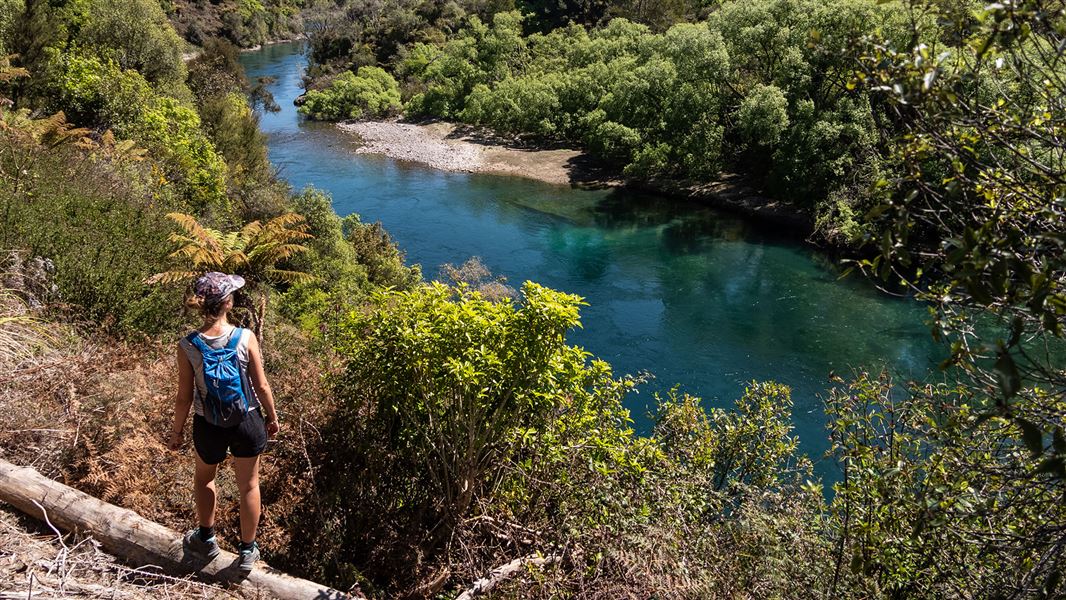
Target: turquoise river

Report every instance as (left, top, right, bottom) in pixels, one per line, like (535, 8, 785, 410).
(241, 43, 943, 469)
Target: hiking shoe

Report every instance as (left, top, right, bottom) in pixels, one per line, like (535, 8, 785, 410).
(183, 529, 220, 559)
(237, 542, 260, 572)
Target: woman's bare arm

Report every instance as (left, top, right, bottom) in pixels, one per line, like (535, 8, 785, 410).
(170, 344, 195, 450)
(246, 333, 280, 437)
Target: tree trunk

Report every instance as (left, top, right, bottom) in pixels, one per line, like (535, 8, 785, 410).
(254, 291, 267, 343)
(454, 554, 562, 600)
(0, 458, 356, 600)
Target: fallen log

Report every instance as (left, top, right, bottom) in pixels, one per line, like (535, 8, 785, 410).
(0, 458, 355, 600)
(454, 553, 562, 600)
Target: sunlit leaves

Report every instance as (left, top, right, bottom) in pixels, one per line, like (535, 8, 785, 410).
(331, 281, 596, 528)
(148, 211, 315, 287)
(857, 1, 1066, 472)
(827, 373, 1066, 596)
(299, 66, 402, 121)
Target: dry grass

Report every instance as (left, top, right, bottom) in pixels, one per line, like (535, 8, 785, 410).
(0, 260, 340, 577)
(0, 505, 235, 599)
(0, 322, 337, 549)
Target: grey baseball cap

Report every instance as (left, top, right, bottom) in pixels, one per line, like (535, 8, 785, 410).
(193, 272, 245, 303)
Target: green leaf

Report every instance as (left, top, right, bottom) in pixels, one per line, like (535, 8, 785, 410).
(1017, 418, 1044, 455)
(994, 351, 1020, 399)
(1035, 457, 1065, 478)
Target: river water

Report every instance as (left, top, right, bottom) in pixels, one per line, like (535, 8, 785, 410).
(241, 43, 942, 465)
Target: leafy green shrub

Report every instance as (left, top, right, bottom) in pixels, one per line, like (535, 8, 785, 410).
(48, 51, 229, 214)
(585, 117, 641, 161)
(298, 67, 402, 121)
(736, 83, 789, 147)
(197, 92, 270, 189)
(459, 75, 564, 135)
(827, 373, 1066, 598)
(75, 0, 188, 92)
(342, 214, 421, 290)
(0, 0, 21, 55)
(286, 282, 596, 589)
(0, 115, 181, 334)
(279, 187, 421, 337)
(279, 187, 368, 332)
(287, 278, 833, 595)
(624, 141, 671, 177)
(400, 12, 528, 119)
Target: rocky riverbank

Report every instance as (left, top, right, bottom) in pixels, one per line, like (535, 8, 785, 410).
(338, 119, 620, 187)
(338, 118, 812, 232)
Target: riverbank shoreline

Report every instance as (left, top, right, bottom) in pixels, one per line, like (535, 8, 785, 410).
(336, 118, 814, 234)
(338, 119, 619, 187)
(239, 35, 306, 53)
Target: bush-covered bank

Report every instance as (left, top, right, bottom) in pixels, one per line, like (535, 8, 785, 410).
(337, 117, 814, 231)
(0, 0, 419, 336)
(300, 0, 907, 244)
(166, 0, 307, 49)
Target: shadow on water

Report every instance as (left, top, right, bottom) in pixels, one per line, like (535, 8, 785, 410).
(588, 187, 812, 247)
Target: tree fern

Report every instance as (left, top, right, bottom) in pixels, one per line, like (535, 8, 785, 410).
(147, 211, 316, 339)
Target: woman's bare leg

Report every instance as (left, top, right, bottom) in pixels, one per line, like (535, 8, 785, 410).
(193, 455, 219, 528)
(232, 455, 261, 544)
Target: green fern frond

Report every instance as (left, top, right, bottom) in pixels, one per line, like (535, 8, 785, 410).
(264, 268, 317, 285)
(265, 212, 309, 229)
(144, 270, 199, 285)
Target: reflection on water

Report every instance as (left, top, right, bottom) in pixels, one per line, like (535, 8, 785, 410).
(241, 43, 944, 474)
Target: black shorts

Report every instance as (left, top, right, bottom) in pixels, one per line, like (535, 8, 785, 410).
(192, 409, 268, 465)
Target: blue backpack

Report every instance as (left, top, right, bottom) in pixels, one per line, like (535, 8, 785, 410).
(187, 328, 250, 427)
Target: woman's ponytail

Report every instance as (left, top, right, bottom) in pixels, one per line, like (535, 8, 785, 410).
(185, 291, 226, 318)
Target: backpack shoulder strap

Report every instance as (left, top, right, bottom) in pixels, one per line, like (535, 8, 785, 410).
(187, 331, 212, 355)
(225, 327, 243, 351)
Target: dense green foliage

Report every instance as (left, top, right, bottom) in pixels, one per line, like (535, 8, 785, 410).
(827, 373, 1066, 596)
(858, 0, 1066, 479)
(77, 0, 188, 91)
(50, 51, 230, 212)
(298, 66, 401, 120)
(303, 0, 904, 240)
(288, 283, 831, 596)
(186, 38, 287, 215)
(0, 0, 420, 334)
(304, 0, 514, 79)
(9, 0, 231, 214)
(0, 111, 179, 331)
(279, 186, 421, 333)
(167, 0, 306, 48)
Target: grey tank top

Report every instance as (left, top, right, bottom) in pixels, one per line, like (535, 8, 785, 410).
(178, 326, 260, 417)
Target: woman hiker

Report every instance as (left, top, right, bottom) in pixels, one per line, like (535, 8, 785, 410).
(168, 272, 280, 571)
